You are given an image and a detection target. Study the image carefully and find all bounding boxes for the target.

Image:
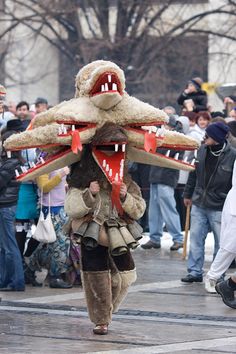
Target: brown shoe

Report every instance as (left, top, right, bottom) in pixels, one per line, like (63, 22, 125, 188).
(170, 242, 183, 251)
(93, 324, 108, 335)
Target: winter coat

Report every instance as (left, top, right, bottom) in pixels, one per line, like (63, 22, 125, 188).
(184, 142, 236, 210)
(220, 160, 236, 253)
(149, 148, 184, 188)
(177, 90, 207, 112)
(65, 176, 146, 246)
(0, 157, 21, 207)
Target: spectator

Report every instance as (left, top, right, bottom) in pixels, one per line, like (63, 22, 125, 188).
(15, 101, 31, 130)
(227, 120, 236, 148)
(7, 101, 16, 116)
(195, 111, 211, 142)
(177, 77, 207, 113)
(163, 106, 176, 116)
(14, 110, 39, 268)
(0, 85, 15, 129)
(25, 166, 72, 289)
(141, 117, 184, 251)
(35, 97, 48, 114)
(0, 122, 25, 291)
(181, 122, 236, 283)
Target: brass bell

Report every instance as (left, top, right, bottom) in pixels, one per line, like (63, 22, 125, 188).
(83, 221, 100, 250)
(127, 221, 143, 241)
(119, 226, 139, 249)
(108, 227, 128, 256)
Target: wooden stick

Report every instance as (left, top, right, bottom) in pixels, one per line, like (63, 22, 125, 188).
(182, 204, 191, 260)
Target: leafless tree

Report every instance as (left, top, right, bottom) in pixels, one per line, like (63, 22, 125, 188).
(1, 0, 236, 105)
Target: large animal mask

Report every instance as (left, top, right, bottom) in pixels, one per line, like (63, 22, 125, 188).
(5, 60, 199, 183)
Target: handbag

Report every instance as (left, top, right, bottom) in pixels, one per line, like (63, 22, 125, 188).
(32, 190, 57, 243)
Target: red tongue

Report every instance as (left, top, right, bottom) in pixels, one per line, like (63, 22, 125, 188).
(144, 131, 157, 152)
(71, 131, 82, 153)
(92, 147, 125, 214)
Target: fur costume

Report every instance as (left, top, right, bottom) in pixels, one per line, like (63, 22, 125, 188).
(4, 60, 199, 331)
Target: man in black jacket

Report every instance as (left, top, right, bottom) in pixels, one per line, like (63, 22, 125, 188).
(177, 77, 207, 113)
(181, 122, 236, 283)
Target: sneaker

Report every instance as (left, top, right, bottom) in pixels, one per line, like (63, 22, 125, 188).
(170, 242, 183, 251)
(205, 277, 217, 293)
(181, 274, 203, 283)
(215, 280, 236, 309)
(141, 240, 161, 249)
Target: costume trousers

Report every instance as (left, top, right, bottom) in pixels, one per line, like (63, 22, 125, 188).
(207, 248, 236, 280)
(81, 243, 136, 325)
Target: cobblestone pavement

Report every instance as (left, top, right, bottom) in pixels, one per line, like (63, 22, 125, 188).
(0, 233, 236, 353)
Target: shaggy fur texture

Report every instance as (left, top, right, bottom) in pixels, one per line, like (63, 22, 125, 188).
(112, 269, 137, 313)
(82, 270, 113, 325)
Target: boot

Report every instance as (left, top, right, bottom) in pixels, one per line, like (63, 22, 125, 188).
(215, 280, 236, 309)
(82, 270, 112, 325)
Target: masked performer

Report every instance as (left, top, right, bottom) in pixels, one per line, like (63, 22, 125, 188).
(4, 60, 199, 335)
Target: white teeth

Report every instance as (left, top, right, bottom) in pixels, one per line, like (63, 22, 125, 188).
(148, 128, 152, 134)
(174, 153, 179, 160)
(104, 83, 109, 91)
(58, 127, 63, 135)
(165, 150, 170, 157)
(184, 156, 188, 163)
(120, 168, 123, 179)
(120, 159, 124, 167)
(156, 130, 160, 137)
(194, 149, 198, 158)
(109, 169, 112, 177)
(7, 151, 11, 158)
(122, 144, 126, 152)
(72, 125, 75, 131)
(191, 159, 196, 165)
(40, 157, 45, 164)
(115, 144, 119, 152)
(115, 173, 119, 182)
(20, 166, 27, 173)
(101, 85, 105, 92)
(15, 169, 20, 177)
(106, 164, 109, 172)
(102, 159, 106, 168)
(32, 162, 36, 168)
(112, 83, 117, 91)
(108, 74, 112, 83)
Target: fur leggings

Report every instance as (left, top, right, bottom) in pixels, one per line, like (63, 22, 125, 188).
(81, 243, 136, 325)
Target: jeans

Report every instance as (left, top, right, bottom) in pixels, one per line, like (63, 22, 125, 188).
(187, 205, 221, 277)
(148, 184, 183, 245)
(0, 206, 25, 289)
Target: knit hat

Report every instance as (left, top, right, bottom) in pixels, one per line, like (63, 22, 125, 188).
(6, 118, 24, 132)
(188, 77, 203, 91)
(205, 122, 229, 144)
